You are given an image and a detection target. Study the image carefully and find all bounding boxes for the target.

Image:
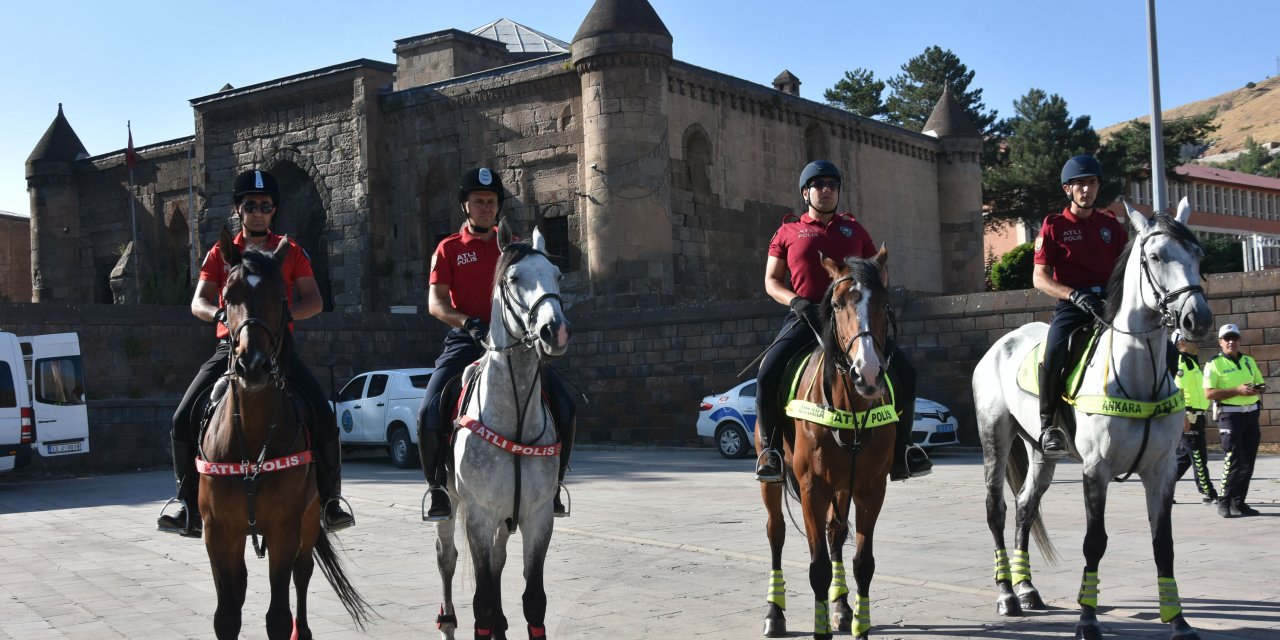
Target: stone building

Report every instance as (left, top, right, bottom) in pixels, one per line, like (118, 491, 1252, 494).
(0, 211, 31, 302)
(26, 0, 984, 313)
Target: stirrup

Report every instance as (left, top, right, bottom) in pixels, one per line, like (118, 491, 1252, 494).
(1040, 426, 1070, 459)
(554, 482, 570, 518)
(156, 497, 202, 538)
(421, 485, 453, 522)
(321, 495, 356, 532)
(892, 444, 933, 481)
(755, 449, 783, 484)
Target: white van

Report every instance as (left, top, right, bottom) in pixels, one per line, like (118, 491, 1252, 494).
(0, 332, 90, 473)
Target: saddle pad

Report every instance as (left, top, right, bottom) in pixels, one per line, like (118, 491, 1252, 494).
(1017, 337, 1184, 419)
(782, 351, 898, 430)
(1015, 333, 1099, 400)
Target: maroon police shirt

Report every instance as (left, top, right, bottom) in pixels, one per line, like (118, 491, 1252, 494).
(768, 212, 877, 302)
(1033, 207, 1128, 290)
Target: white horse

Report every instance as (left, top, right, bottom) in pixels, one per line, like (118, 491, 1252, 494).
(972, 198, 1213, 640)
(434, 226, 571, 640)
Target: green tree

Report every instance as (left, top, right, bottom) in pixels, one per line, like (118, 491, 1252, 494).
(983, 89, 1099, 229)
(1219, 136, 1280, 178)
(823, 68, 886, 118)
(988, 243, 1035, 291)
(883, 46, 997, 133)
(1199, 233, 1244, 274)
(1095, 111, 1219, 206)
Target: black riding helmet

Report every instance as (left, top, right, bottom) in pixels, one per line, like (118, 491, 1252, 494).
(798, 160, 841, 191)
(1060, 154, 1103, 185)
(232, 169, 280, 205)
(458, 167, 505, 208)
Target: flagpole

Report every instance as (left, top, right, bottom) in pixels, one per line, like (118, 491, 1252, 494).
(128, 121, 140, 298)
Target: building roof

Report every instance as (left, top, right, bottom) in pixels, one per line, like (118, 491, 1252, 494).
(1180, 164, 1280, 193)
(573, 0, 670, 42)
(773, 70, 799, 85)
(27, 104, 89, 164)
(471, 18, 568, 53)
(922, 86, 980, 138)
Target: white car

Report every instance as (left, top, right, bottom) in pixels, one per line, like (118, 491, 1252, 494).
(333, 368, 434, 468)
(696, 379, 958, 458)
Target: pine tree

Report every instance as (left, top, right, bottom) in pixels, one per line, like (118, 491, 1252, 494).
(883, 46, 996, 133)
(823, 69, 886, 119)
(983, 89, 1098, 229)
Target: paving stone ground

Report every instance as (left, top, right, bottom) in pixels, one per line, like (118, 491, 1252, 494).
(0, 448, 1276, 639)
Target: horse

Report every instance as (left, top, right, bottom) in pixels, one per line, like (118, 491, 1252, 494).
(972, 198, 1213, 640)
(759, 248, 897, 640)
(198, 228, 370, 640)
(433, 226, 571, 640)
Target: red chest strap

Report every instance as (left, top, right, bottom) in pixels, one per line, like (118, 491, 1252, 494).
(457, 416, 561, 457)
(196, 450, 313, 476)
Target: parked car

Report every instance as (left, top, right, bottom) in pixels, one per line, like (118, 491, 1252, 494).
(696, 378, 958, 458)
(1, 331, 91, 473)
(332, 368, 433, 468)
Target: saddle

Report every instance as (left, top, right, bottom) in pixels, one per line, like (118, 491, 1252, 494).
(194, 375, 313, 444)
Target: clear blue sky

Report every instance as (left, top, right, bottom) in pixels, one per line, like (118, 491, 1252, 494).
(3, 0, 1276, 216)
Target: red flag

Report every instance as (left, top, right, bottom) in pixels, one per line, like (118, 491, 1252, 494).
(126, 121, 137, 170)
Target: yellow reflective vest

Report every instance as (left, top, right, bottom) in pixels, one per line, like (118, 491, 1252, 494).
(1175, 354, 1209, 411)
(1202, 352, 1262, 407)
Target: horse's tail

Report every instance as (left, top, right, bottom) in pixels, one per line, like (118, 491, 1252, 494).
(314, 530, 374, 629)
(1005, 439, 1060, 566)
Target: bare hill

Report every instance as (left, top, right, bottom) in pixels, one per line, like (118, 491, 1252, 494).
(1099, 75, 1280, 156)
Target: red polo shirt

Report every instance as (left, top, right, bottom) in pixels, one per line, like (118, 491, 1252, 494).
(198, 231, 313, 339)
(429, 223, 501, 319)
(768, 211, 877, 302)
(1033, 207, 1128, 290)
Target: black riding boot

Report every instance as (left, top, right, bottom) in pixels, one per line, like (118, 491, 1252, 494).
(419, 428, 453, 522)
(554, 414, 576, 517)
(889, 380, 932, 481)
(315, 438, 355, 531)
(754, 414, 783, 484)
(1038, 364, 1069, 458)
(157, 439, 202, 537)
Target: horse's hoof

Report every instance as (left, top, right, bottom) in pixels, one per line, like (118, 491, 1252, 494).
(1169, 617, 1201, 640)
(1018, 591, 1047, 610)
(831, 600, 853, 632)
(997, 594, 1023, 617)
(815, 633, 833, 640)
(1075, 622, 1103, 640)
(761, 617, 786, 637)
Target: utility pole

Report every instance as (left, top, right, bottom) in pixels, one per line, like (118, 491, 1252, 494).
(1145, 0, 1168, 213)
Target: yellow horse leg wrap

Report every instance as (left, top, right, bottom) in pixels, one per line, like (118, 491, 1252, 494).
(1077, 570, 1100, 609)
(766, 569, 786, 609)
(814, 600, 831, 635)
(993, 548, 1012, 583)
(828, 562, 849, 602)
(854, 594, 871, 636)
(1158, 577, 1182, 623)
(1010, 549, 1032, 585)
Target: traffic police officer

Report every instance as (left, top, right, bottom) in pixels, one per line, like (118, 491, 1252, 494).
(754, 160, 930, 484)
(1171, 330, 1217, 504)
(1032, 154, 1128, 457)
(1203, 323, 1264, 517)
(418, 167, 575, 521)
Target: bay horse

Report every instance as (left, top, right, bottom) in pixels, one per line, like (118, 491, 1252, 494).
(434, 226, 570, 640)
(199, 228, 370, 640)
(759, 248, 897, 640)
(972, 198, 1213, 639)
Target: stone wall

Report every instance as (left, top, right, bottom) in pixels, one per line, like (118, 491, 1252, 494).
(0, 212, 31, 302)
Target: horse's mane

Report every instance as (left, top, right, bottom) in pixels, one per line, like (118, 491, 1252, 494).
(494, 242, 548, 287)
(1102, 212, 1202, 324)
(819, 256, 888, 389)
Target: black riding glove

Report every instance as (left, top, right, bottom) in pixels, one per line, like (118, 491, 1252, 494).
(1069, 290, 1105, 317)
(789, 296, 820, 328)
(213, 307, 228, 327)
(463, 317, 489, 342)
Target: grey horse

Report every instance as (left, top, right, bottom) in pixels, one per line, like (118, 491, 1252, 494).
(972, 198, 1213, 639)
(434, 226, 571, 640)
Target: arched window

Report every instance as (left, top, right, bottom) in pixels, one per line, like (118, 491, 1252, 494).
(684, 125, 713, 195)
(804, 122, 828, 162)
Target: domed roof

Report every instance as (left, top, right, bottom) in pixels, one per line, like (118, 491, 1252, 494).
(573, 0, 670, 42)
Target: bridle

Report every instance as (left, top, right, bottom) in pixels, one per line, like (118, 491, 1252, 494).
(1137, 228, 1204, 331)
(827, 273, 891, 386)
(490, 251, 563, 354)
(223, 265, 290, 387)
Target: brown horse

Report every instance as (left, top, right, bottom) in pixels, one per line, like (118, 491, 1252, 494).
(759, 248, 896, 640)
(198, 228, 369, 640)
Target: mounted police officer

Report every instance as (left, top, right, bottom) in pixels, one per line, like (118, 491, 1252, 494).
(419, 167, 576, 521)
(754, 160, 931, 485)
(1032, 154, 1128, 457)
(158, 168, 354, 536)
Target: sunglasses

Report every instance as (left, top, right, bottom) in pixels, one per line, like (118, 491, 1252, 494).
(239, 202, 276, 214)
(809, 179, 840, 191)
(1220, 335, 1240, 341)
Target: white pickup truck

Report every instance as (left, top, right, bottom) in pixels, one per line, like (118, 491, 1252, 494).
(1, 331, 91, 473)
(333, 368, 434, 468)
